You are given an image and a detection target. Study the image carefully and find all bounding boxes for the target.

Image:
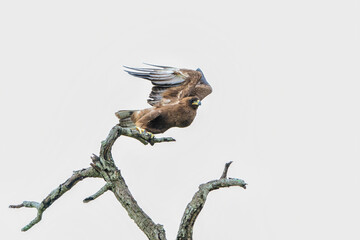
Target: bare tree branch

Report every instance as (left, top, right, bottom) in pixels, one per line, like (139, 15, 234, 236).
(177, 162, 247, 240)
(220, 161, 233, 179)
(94, 125, 168, 240)
(9, 167, 101, 231)
(83, 183, 113, 203)
(119, 126, 176, 146)
(11, 125, 246, 240)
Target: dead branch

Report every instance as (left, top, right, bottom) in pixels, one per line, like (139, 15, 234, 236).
(177, 162, 247, 240)
(220, 161, 233, 179)
(119, 126, 176, 146)
(83, 183, 112, 203)
(9, 167, 100, 231)
(10, 125, 246, 240)
(94, 125, 168, 240)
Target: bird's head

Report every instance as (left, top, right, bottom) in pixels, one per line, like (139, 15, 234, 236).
(188, 97, 201, 109)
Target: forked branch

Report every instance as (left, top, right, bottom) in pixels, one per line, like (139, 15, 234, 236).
(9, 126, 173, 233)
(177, 162, 247, 240)
(93, 125, 168, 240)
(10, 125, 246, 240)
(9, 167, 100, 231)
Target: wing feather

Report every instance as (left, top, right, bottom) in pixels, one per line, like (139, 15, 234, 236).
(124, 65, 188, 106)
(124, 64, 211, 106)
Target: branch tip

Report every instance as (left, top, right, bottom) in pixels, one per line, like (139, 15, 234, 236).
(91, 154, 100, 162)
(220, 161, 233, 179)
(83, 183, 112, 203)
(9, 204, 23, 209)
(83, 197, 94, 203)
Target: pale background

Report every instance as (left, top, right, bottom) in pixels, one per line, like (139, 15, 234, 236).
(1, 1, 359, 240)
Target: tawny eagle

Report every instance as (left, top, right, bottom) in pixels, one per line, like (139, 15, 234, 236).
(115, 64, 212, 135)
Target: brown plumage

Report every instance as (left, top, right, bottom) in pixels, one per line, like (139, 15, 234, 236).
(115, 64, 212, 134)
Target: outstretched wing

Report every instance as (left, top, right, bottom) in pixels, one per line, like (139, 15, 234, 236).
(124, 64, 207, 106)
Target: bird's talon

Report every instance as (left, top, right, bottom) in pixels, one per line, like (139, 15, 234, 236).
(136, 127, 146, 134)
(136, 127, 154, 139)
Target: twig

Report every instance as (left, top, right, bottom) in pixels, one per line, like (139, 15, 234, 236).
(10, 167, 100, 231)
(83, 183, 112, 203)
(220, 161, 233, 179)
(9, 201, 38, 209)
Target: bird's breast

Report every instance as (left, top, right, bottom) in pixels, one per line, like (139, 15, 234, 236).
(173, 108, 197, 128)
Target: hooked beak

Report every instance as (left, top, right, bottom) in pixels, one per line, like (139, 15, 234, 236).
(192, 100, 202, 106)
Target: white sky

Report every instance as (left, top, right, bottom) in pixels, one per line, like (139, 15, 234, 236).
(1, 1, 359, 240)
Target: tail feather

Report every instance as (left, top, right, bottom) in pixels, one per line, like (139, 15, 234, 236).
(115, 110, 137, 128)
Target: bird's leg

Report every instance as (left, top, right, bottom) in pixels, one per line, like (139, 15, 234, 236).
(136, 127, 146, 134)
(148, 132, 155, 139)
(136, 127, 155, 139)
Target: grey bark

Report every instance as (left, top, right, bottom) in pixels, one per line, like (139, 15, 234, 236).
(10, 125, 246, 240)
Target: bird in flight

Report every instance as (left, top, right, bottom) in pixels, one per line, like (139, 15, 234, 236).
(115, 63, 212, 136)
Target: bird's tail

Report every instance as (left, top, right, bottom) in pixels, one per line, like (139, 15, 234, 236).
(115, 110, 137, 128)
